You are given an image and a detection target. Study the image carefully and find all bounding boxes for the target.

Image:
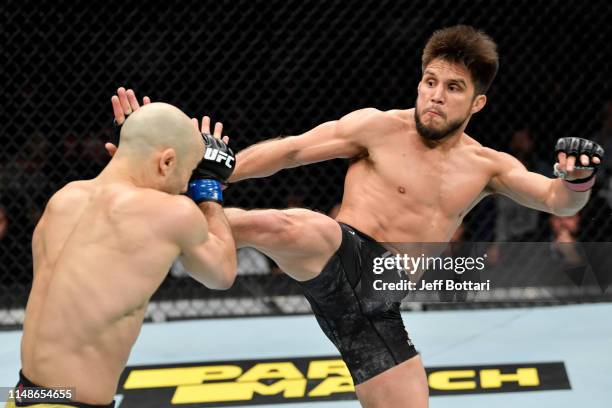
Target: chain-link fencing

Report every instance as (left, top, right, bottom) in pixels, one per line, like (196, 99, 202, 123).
(1, 0, 611, 326)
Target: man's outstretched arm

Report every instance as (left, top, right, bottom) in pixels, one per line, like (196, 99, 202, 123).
(229, 108, 382, 182)
(487, 137, 604, 216)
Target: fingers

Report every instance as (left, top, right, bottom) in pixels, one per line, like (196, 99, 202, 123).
(579, 154, 590, 167)
(111, 95, 125, 124)
(557, 152, 567, 171)
(555, 137, 604, 181)
(115, 87, 148, 124)
(126, 89, 140, 112)
(557, 152, 580, 172)
(117, 87, 132, 115)
(559, 151, 600, 170)
(191, 118, 199, 131)
(222, 135, 229, 144)
(198, 115, 226, 141)
(201, 116, 211, 134)
(104, 143, 118, 157)
(213, 122, 223, 139)
(566, 155, 576, 173)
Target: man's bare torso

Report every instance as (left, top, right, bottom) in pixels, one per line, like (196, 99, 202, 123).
(22, 180, 180, 404)
(336, 109, 494, 242)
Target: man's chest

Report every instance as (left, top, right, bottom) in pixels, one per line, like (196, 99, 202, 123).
(367, 143, 491, 217)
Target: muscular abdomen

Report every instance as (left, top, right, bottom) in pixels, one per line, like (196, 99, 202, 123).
(337, 134, 493, 243)
(337, 160, 460, 242)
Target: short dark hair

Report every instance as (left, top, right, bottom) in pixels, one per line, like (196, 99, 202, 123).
(422, 25, 499, 95)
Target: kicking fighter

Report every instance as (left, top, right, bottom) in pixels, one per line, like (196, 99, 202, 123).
(8, 99, 237, 407)
(223, 25, 604, 407)
(114, 25, 604, 407)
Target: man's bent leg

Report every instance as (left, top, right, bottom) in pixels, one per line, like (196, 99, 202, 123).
(225, 207, 342, 281)
(355, 355, 429, 408)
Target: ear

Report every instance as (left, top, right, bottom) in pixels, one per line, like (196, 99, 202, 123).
(470, 94, 487, 114)
(417, 78, 425, 95)
(158, 148, 177, 176)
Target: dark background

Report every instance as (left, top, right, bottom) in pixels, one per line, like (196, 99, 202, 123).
(1, 0, 611, 314)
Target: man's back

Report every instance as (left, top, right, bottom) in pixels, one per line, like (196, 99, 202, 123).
(11, 101, 238, 407)
(22, 179, 183, 403)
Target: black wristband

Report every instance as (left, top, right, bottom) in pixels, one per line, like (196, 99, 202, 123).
(111, 119, 122, 146)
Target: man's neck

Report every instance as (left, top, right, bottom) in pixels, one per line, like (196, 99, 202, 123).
(420, 130, 465, 151)
(96, 157, 148, 189)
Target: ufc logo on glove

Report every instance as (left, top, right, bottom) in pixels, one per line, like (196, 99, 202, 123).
(204, 148, 235, 168)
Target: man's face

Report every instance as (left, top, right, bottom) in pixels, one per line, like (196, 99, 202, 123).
(415, 58, 485, 141)
(161, 133, 205, 195)
(173, 151, 202, 195)
(154, 148, 200, 196)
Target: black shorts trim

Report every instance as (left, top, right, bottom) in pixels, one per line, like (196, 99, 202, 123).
(13, 370, 115, 407)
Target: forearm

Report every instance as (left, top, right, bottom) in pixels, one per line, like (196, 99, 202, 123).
(491, 134, 605, 218)
(545, 178, 591, 216)
(230, 120, 348, 182)
(181, 202, 237, 289)
(491, 151, 594, 217)
(230, 137, 295, 182)
(199, 202, 237, 269)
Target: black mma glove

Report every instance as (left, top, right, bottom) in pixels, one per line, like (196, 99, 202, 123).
(554, 137, 604, 192)
(187, 133, 236, 204)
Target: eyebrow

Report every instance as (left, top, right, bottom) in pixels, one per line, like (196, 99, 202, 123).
(423, 70, 467, 88)
(449, 78, 467, 88)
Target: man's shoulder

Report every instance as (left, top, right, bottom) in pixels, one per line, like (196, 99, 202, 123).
(134, 189, 201, 219)
(344, 107, 411, 124)
(385, 108, 415, 119)
(340, 108, 412, 137)
(58, 180, 93, 195)
(460, 134, 494, 157)
(382, 108, 415, 133)
(462, 140, 525, 174)
(84, 185, 201, 227)
(460, 133, 483, 147)
(46, 180, 93, 211)
(127, 189, 206, 242)
(457, 136, 513, 169)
